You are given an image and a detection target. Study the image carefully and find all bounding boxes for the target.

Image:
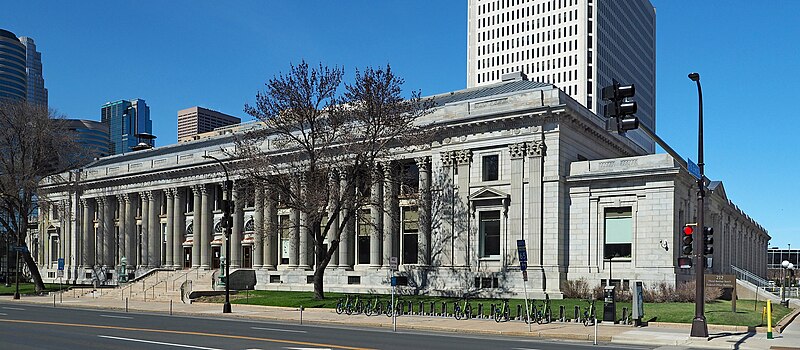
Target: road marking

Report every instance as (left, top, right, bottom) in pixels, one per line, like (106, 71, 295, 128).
(100, 314, 133, 319)
(252, 326, 308, 333)
(0, 319, 372, 350)
(1, 307, 25, 311)
(99, 335, 223, 350)
(285, 348, 332, 350)
(512, 348, 542, 350)
(0, 313, 7, 316)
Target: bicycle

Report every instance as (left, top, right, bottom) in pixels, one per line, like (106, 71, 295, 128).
(364, 295, 383, 316)
(582, 298, 596, 326)
(346, 294, 364, 315)
(385, 297, 402, 317)
(335, 294, 351, 315)
(524, 299, 542, 324)
(538, 295, 552, 324)
(453, 298, 473, 320)
(494, 299, 510, 323)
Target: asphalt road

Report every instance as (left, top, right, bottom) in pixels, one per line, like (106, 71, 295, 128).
(0, 301, 663, 350)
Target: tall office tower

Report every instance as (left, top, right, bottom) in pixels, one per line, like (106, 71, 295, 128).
(177, 106, 241, 142)
(0, 29, 27, 101)
(101, 99, 154, 155)
(467, 0, 656, 152)
(64, 119, 110, 164)
(18, 37, 47, 106)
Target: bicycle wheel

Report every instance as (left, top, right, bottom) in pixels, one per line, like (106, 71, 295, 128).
(494, 307, 503, 323)
(454, 305, 462, 320)
(385, 301, 393, 317)
(345, 302, 354, 315)
(336, 301, 344, 315)
(364, 303, 373, 316)
(536, 309, 544, 325)
(356, 300, 364, 314)
(464, 304, 472, 320)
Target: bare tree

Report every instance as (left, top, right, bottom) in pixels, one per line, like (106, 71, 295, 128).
(233, 61, 432, 299)
(0, 100, 80, 293)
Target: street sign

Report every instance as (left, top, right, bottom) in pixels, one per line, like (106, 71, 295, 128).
(517, 240, 528, 271)
(522, 270, 528, 282)
(687, 158, 701, 180)
(57, 258, 65, 271)
(57, 270, 64, 278)
(11, 245, 28, 253)
(705, 274, 735, 289)
(389, 256, 398, 271)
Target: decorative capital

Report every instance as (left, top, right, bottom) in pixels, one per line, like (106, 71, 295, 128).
(454, 149, 472, 165)
(415, 156, 431, 170)
(165, 188, 176, 199)
(440, 151, 455, 168)
(380, 160, 395, 176)
(508, 143, 526, 159)
(526, 140, 545, 157)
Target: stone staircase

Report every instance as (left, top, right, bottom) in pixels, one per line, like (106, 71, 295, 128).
(62, 268, 217, 304)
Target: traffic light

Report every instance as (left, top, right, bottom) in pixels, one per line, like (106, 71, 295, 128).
(602, 80, 639, 134)
(703, 226, 714, 255)
(681, 224, 694, 256)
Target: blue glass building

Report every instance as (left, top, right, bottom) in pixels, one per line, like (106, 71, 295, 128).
(0, 29, 27, 101)
(101, 99, 154, 155)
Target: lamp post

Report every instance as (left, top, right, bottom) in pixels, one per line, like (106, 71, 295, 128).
(781, 260, 791, 306)
(688, 72, 708, 338)
(202, 155, 233, 314)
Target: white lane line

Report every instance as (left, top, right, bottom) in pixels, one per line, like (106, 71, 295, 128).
(512, 348, 542, 350)
(1, 307, 25, 311)
(99, 314, 133, 319)
(98, 335, 223, 350)
(251, 326, 308, 334)
(0, 313, 7, 316)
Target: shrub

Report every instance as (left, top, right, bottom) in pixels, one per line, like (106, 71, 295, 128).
(641, 281, 722, 303)
(562, 278, 592, 299)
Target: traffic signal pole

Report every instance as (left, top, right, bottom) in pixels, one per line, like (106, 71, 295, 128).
(689, 72, 708, 338)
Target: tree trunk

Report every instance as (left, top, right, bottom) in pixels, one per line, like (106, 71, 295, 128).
(22, 249, 45, 293)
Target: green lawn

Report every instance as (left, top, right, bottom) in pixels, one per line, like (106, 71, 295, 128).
(0, 283, 69, 296)
(200, 290, 793, 327)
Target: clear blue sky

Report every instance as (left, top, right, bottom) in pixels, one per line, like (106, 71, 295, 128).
(2, 1, 797, 248)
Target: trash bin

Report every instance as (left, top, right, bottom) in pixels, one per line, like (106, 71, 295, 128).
(603, 285, 616, 323)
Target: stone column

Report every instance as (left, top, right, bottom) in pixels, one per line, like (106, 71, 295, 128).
(200, 185, 211, 269)
(81, 198, 94, 268)
(148, 190, 160, 266)
(173, 188, 185, 269)
(369, 167, 383, 268)
(382, 162, 397, 267)
(299, 209, 311, 270)
(140, 191, 150, 267)
(526, 140, 545, 266)
(253, 187, 264, 269)
(231, 185, 243, 269)
(102, 196, 114, 267)
(165, 189, 175, 268)
(290, 207, 300, 268)
(454, 150, 472, 266)
(416, 156, 431, 265)
(116, 194, 126, 265)
(124, 193, 137, 267)
(508, 143, 526, 267)
(191, 185, 202, 268)
(264, 191, 277, 269)
(328, 172, 340, 267)
(338, 173, 353, 269)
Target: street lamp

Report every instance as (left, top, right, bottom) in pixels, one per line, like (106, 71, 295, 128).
(688, 72, 708, 338)
(781, 260, 791, 306)
(202, 155, 233, 314)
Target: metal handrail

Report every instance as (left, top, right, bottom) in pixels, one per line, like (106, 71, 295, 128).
(171, 268, 195, 290)
(143, 279, 166, 302)
(730, 265, 770, 287)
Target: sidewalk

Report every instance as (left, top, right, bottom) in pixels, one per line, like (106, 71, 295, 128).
(2, 293, 798, 350)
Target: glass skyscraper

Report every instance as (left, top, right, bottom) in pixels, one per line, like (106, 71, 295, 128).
(0, 29, 27, 101)
(101, 99, 154, 155)
(18, 37, 47, 106)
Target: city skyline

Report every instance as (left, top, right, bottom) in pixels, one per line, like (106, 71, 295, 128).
(1, 0, 798, 248)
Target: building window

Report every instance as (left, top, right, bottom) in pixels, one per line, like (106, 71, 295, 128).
(279, 215, 290, 265)
(482, 154, 499, 181)
(479, 211, 501, 258)
(604, 207, 632, 259)
(357, 209, 371, 264)
(402, 207, 419, 264)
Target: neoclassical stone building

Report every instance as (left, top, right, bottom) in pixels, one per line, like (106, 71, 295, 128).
(36, 77, 768, 297)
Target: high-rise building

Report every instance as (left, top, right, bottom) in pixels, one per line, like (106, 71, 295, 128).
(467, 0, 656, 152)
(177, 106, 241, 142)
(0, 29, 27, 102)
(101, 99, 154, 155)
(18, 37, 47, 107)
(64, 119, 110, 163)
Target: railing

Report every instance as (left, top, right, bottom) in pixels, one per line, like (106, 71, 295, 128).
(143, 279, 167, 302)
(731, 265, 770, 287)
(171, 268, 195, 291)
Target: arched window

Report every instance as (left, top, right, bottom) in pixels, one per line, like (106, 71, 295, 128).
(186, 223, 193, 235)
(244, 219, 255, 233)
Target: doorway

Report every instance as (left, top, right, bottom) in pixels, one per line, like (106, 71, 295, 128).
(183, 247, 191, 268)
(242, 246, 252, 268)
(211, 246, 221, 269)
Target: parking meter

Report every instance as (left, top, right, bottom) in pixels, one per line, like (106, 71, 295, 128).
(602, 285, 616, 323)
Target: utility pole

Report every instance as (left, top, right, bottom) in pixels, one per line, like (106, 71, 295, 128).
(688, 72, 708, 338)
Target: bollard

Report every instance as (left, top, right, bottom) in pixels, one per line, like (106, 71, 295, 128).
(300, 305, 304, 325)
(430, 301, 435, 316)
(170, 300, 173, 315)
(419, 301, 424, 316)
(126, 298, 128, 312)
(60, 291, 63, 304)
(407, 300, 413, 315)
(559, 305, 565, 322)
(593, 315, 598, 345)
(477, 303, 484, 319)
(53, 293, 56, 307)
(574, 305, 580, 322)
(767, 300, 773, 339)
(516, 304, 522, 321)
(441, 301, 447, 317)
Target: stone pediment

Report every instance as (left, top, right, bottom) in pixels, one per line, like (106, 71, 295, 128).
(469, 187, 509, 201)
